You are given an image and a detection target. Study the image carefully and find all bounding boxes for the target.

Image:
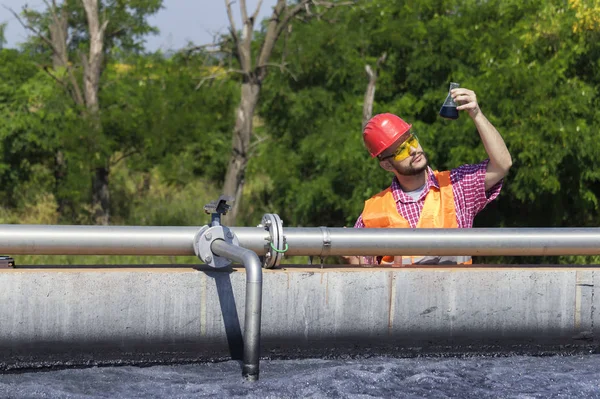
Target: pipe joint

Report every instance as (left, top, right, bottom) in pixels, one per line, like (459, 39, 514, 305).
(259, 213, 286, 269)
(193, 225, 239, 268)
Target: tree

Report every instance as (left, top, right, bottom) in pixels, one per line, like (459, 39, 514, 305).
(10, 0, 162, 224)
(252, 0, 600, 252)
(218, 0, 355, 224)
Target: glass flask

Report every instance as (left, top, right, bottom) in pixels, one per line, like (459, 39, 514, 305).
(439, 82, 460, 120)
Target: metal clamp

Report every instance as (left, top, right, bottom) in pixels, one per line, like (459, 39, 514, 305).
(319, 226, 331, 269)
(0, 256, 15, 269)
(194, 225, 239, 268)
(259, 213, 285, 269)
(319, 226, 331, 257)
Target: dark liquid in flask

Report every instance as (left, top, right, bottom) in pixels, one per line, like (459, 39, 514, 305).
(439, 106, 459, 120)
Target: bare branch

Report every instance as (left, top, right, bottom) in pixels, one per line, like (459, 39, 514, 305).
(237, 0, 256, 73)
(225, 0, 240, 46)
(377, 52, 387, 67)
(249, 133, 269, 153)
(263, 62, 297, 81)
(106, 26, 126, 39)
(100, 19, 110, 37)
(110, 150, 140, 167)
(256, 0, 288, 69)
(5, 6, 61, 55)
(312, 0, 356, 6)
(195, 68, 245, 90)
(225, 0, 246, 68)
(41, 67, 84, 107)
(239, 0, 249, 24)
(363, 52, 387, 128)
(43, 0, 60, 28)
(192, 47, 233, 56)
(181, 41, 234, 64)
(63, 57, 86, 106)
(282, 0, 355, 31)
(271, 0, 309, 43)
(7, 3, 85, 106)
(43, 0, 69, 68)
(184, 42, 222, 52)
(38, 64, 68, 89)
(251, 0, 264, 21)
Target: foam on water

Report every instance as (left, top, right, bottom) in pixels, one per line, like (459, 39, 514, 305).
(1, 355, 599, 398)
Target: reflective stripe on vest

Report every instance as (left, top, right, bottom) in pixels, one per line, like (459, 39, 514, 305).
(361, 170, 472, 265)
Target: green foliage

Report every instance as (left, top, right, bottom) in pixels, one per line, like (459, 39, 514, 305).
(99, 53, 238, 182)
(109, 161, 221, 226)
(2, 0, 600, 265)
(0, 49, 67, 209)
(0, 46, 239, 229)
(19, 0, 163, 57)
(68, 0, 163, 53)
(249, 0, 600, 266)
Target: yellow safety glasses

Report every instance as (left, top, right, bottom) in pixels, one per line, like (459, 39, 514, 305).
(380, 134, 419, 162)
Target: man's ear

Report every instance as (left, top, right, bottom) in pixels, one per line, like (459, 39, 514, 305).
(379, 159, 395, 172)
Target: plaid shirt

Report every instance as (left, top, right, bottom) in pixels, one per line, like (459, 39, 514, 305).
(354, 159, 502, 263)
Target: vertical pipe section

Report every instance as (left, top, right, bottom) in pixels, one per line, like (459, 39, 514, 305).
(210, 239, 263, 382)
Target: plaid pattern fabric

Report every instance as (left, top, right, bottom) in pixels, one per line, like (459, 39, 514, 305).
(353, 159, 502, 264)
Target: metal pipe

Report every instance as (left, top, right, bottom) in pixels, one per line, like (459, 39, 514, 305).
(0, 225, 268, 255)
(280, 228, 600, 256)
(2, 225, 600, 257)
(210, 239, 262, 382)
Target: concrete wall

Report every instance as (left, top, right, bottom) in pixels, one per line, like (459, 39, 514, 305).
(0, 265, 597, 368)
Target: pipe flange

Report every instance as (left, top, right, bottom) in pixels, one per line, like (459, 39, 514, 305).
(194, 225, 239, 268)
(260, 213, 285, 269)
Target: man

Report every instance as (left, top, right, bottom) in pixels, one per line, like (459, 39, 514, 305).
(348, 87, 512, 265)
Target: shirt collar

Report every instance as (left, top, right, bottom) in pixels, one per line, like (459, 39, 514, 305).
(390, 167, 439, 203)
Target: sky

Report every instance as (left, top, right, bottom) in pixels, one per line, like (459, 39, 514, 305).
(0, 0, 278, 51)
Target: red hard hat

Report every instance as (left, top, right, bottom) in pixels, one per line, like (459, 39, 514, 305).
(363, 113, 412, 157)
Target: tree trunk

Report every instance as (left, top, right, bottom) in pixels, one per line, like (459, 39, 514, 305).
(222, 80, 261, 225)
(363, 64, 378, 128)
(219, 0, 352, 225)
(49, 7, 69, 217)
(92, 166, 110, 225)
(363, 53, 387, 128)
(82, 0, 109, 224)
(54, 151, 67, 217)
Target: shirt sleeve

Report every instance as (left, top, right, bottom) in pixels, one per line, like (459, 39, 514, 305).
(451, 159, 503, 216)
(354, 215, 365, 228)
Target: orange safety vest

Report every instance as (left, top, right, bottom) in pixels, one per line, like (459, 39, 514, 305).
(361, 170, 472, 265)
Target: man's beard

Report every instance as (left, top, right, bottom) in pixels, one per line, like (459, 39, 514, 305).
(395, 151, 429, 176)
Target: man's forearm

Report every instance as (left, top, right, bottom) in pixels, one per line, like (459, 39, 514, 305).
(472, 112, 512, 173)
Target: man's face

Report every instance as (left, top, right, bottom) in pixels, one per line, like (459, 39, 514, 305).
(378, 131, 428, 176)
